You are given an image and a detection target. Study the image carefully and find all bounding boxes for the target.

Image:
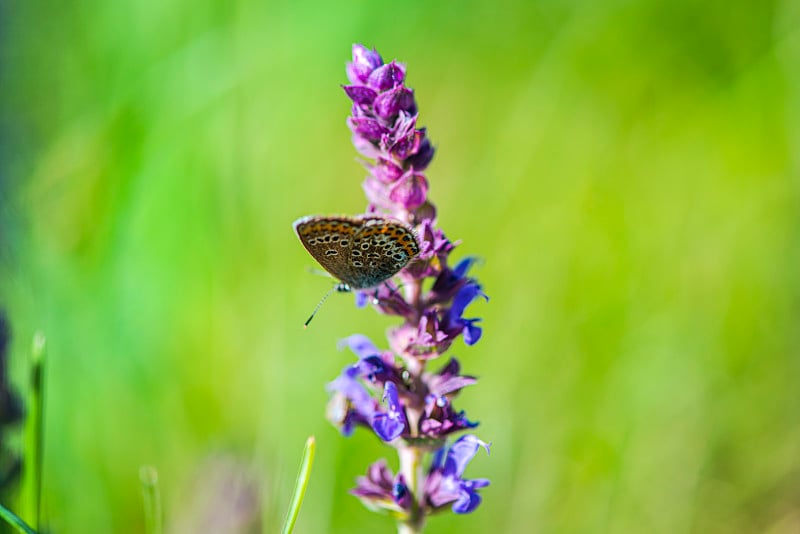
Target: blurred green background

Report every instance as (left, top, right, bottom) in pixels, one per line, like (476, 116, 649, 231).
(1, 0, 799, 532)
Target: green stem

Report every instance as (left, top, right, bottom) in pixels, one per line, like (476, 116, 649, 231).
(397, 278, 428, 534)
(280, 436, 316, 534)
(139, 466, 162, 534)
(21, 333, 45, 529)
(0, 502, 38, 534)
(398, 442, 425, 533)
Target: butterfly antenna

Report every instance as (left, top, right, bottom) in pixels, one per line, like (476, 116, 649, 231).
(304, 286, 337, 328)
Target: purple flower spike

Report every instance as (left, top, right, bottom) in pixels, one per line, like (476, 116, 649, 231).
(372, 382, 407, 441)
(426, 435, 491, 514)
(322, 45, 492, 527)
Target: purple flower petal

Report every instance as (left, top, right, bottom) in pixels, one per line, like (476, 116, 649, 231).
(351, 460, 412, 514)
(406, 136, 435, 170)
(367, 60, 406, 91)
(458, 478, 491, 512)
(439, 357, 461, 377)
(354, 291, 369, 308)
(385, 125, 422, 161)
(326, 367, 381, 437)
(419, 394, 478, 437)
(462, 321, 482, 345)
(444, 435, 490, 478)
(453, 257, 476, 279)
(348, 117, 390, 142)
(389, 171, 428, 211)
(351, 460, 394, 499)
(374, 86, 416, 121)
(347, 44, 383, 84)
(327, 372, 376, 419)
(353, 45, 382, 68)
(380, 111, 418, 156)
(352, 134, 381, 158)
(449, 283, 487, 320)
(453, 492, 480, 514)
(362, 175, 392, 211)
(425, 435, 491, 514)
(342, 334, 380, 359)
(356, 355, 388, 379)
(343, 85, 378, 106)
(372, 382, 407, 441)
(371, 158, 404, 184)
(370, 281, 417, 320)
(426, 358, 478, 396)
(392, 474, 412, 510)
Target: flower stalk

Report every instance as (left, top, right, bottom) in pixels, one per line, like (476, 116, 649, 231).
(325, 44, 491, 531)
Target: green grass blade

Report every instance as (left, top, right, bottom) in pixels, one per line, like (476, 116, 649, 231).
(0, 502, 38, 534)
(280, 436, 316, 534)
(139, 466, 162, 534)
(21, 332, 45, 529)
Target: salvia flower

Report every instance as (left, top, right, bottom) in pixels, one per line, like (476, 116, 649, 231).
(372, 382, 408, 442)
(327, 335, 478, 443)
(322, 44, 491, 531)
(425, 435, 491, 514)
(342, 46, 437, 222)
(419, 394, 478, 438)
(351, 460, 412, 516)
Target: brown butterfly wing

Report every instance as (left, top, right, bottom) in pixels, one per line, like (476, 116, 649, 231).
(347, 217, 420, 289)
(294, 216, 363, 285)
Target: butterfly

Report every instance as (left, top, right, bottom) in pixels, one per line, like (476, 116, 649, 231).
(294, 214, 420, 325)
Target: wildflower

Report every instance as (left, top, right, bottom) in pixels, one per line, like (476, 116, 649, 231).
(372, 382, 408, 441)
(351, 460, 412, 515)
(444, 282, 489, 346)
(425, 435, 491, 514)
(317, 44, 491, 530)
(419, 394, 478, 438)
